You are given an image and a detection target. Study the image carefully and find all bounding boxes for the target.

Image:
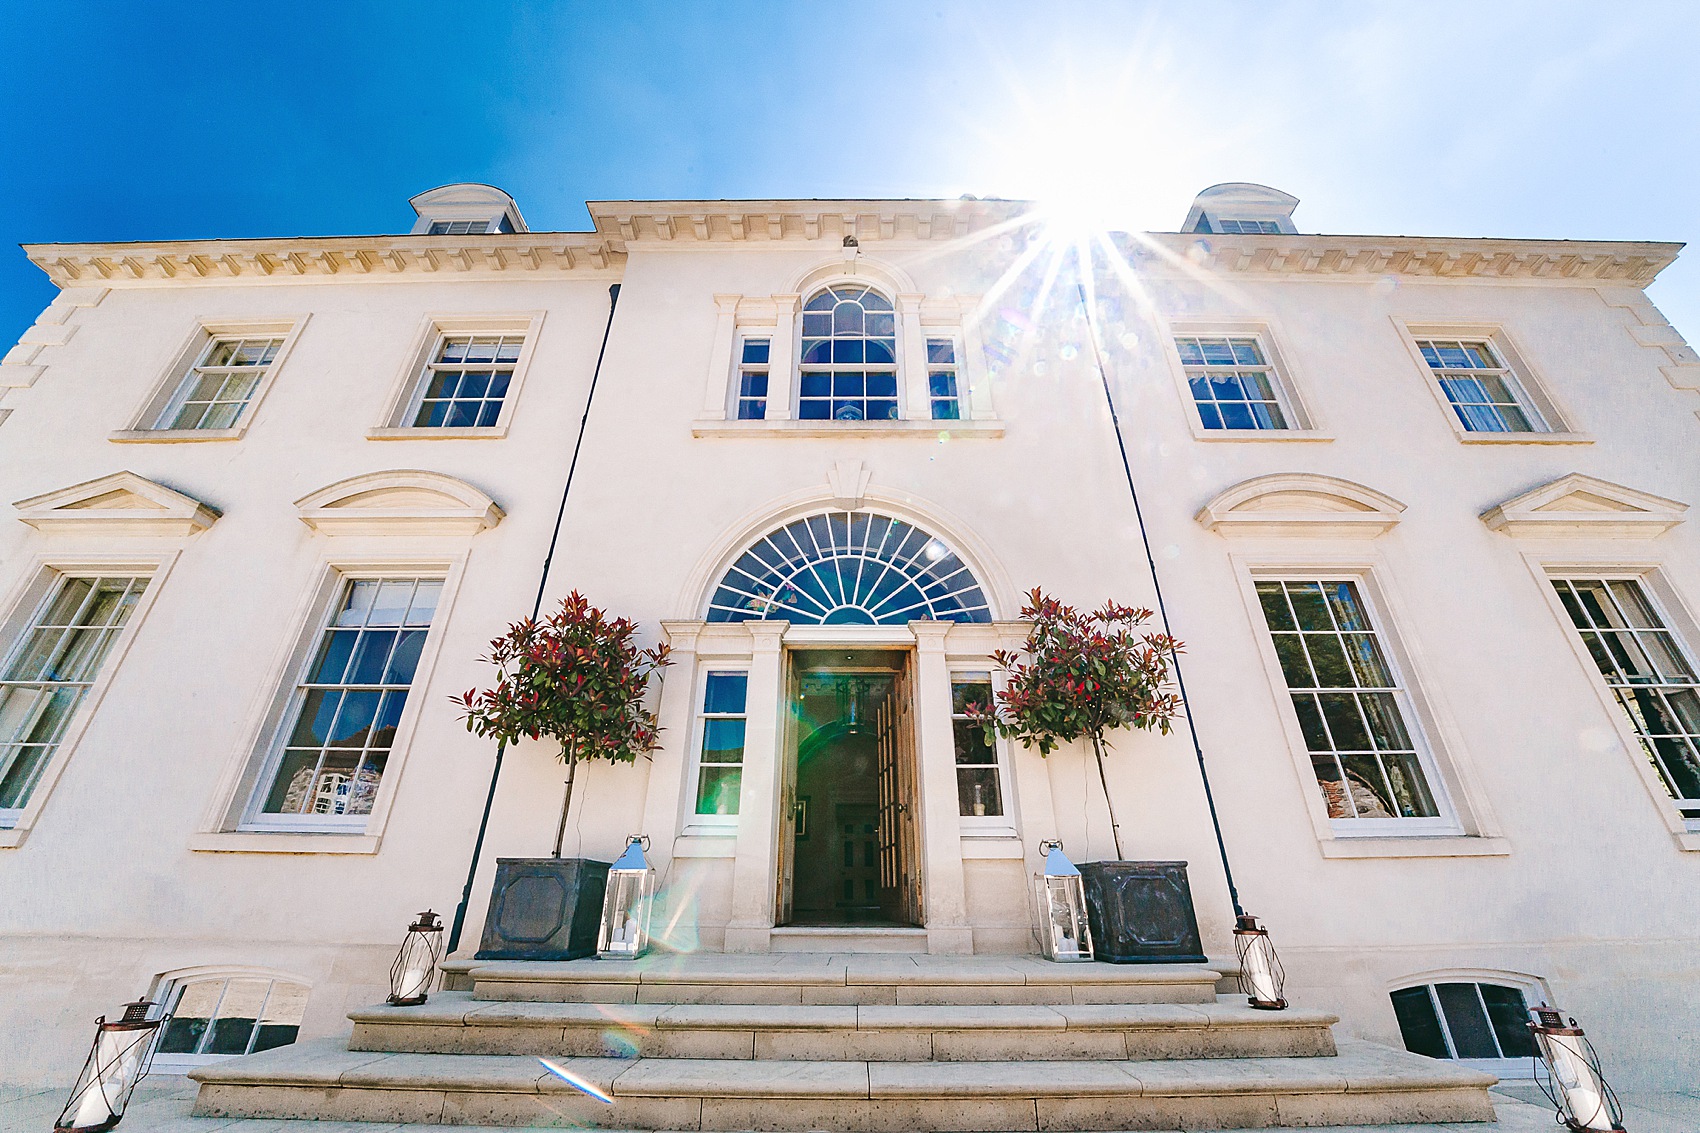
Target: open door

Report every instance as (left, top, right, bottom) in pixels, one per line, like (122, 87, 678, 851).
(775, 655, 800, 925)
(875, 660, 923, 925)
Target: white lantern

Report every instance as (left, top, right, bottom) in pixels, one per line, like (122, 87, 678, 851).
(1034, 840, 1093, 962)
(55, 1001, 165, 1132)
(1233, 914, 1287, 1010)
(598, 836, 654, 960)
(387, 910, 444, 1007)
(1530, 1008, 1625, 1132)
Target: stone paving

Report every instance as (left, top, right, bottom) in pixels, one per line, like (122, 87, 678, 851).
(7, 1075, 1700, 1133)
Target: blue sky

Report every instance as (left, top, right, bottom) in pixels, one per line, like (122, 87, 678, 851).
(3, 1, 1698, 345)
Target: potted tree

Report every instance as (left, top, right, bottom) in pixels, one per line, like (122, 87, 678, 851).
(972, 588, 1205, 963)
(457, 592, 670, 960)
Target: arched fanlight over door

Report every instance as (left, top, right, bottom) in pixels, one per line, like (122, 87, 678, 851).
(707, 511, 992, 625)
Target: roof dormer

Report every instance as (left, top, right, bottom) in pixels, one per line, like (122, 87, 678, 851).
(408, 183, 528, 236)
(1181, 183, 1300, 235)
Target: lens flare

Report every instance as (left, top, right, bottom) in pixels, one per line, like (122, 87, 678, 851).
(538, 1057, 613, 1104)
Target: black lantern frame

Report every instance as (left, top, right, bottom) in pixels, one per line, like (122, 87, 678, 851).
(1232, 914, 1287, 1010)
(388, 909, 445, 1007)
(1529, 1008, 1625, 1132)
(55, 1001, 167, 1133)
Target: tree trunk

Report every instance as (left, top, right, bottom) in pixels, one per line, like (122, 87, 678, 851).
(1090, 732, 1126, 860)
(551, 741, 580, 859)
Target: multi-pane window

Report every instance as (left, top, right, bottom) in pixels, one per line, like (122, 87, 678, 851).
(1553, 578, 1700, 820)
(695, 672, 747, 816)
(411, 335, 522, 428)
(1391, 982, 1536, 1065)
(1255, 580, 1442, 824)
(1416, 339, 1545, 433)
(156, 975, 309, 1061)
(927, 340, 962, 421)
(426, 217, 514, 235)
(737, 338, 770, 420)
(1175, 336, 1289, 431)
(0, 576, 149, 820)
(1216, 218, 1282, 234)
(155, 337, 283, 431)
(250, 578, 440, 826)
(952, 673, 1003, 817)
(799, 286, 899, 421)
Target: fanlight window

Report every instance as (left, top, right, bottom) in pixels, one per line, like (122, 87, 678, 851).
(799, 286, 898, 421)
(708, 511, 991, 625)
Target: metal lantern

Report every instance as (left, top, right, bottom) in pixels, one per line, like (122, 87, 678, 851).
(55, 1001, 167, 1132)
(1530, 1008, 1625, 1132)
(1233, 914, 1288, 1010)
(1035, 840, 1093, 962)
(598, 836, 654, 959)
(387, 909, 445, 1006)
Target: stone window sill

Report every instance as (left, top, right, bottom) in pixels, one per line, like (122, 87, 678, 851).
(110, 428, 243, 443)
(366, 426, 509, 441)
(1190, 429, 1333, 443)
(187, 831, 381, 855)
(1317, 835, 1510, 859)
(692, 419, 1004, 439)
(0, 827, 27, 848)
(959, 834, 1023, 858)
(1455, 431, 1593, 445)
(1673, 831, 1700, 852)
(672, 833, 737, 857)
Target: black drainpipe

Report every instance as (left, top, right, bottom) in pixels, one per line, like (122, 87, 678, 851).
(447, 281, 622, 955)
(1076, 281, 1245, 919)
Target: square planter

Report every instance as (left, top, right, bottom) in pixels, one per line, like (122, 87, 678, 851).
(1078, 859, 1206, 964)
(475, 856, 610, 960)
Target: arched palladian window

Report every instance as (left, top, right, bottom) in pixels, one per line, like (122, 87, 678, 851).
(799, 286, 898, 421)
(707, 511, 991, 625)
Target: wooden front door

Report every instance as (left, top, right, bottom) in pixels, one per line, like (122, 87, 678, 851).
(875, 661, 922, 925)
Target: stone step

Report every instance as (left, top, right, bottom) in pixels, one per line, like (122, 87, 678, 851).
(350, 991, 1339, 1061)
(443, 954, 1224, 1006)
(768, 926, 929, 953)
(189, 1036, 1498, 1130)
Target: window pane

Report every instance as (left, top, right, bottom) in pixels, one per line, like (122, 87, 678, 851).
(703, 673, 747, 714)
(1480, 985, 1535, 1058)
(696, 765, 742, 815)
(159, 980, 223, 1054)
(701, 718, 746, 764)
(1391, 987, 1450, 1059)
(957, 765, 1002, 816)
(207, 978, 270, 1055)
(1435, 983, 1500, 1059)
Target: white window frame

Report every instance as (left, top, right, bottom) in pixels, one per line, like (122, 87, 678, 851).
(113, 318, 307, 443)
(734, 335, 771, 421)
(146, 966, 313, 1075)
(198, 555, 465, 852)
(369, 312, 544, 440)
(1233, 554, 1506, 855)
(1531, 556, 1700, 849)
(1388, 969, 1550, 1079)
(1394, 321, 1588, 444)
(796, 282, 903, 423)
(925, 337, 965, 422)
(1163, 319, 1326, 442)
(951, 666, 1018, 837)
(684, 664, 751, 832)
(0, 555, 174, 848)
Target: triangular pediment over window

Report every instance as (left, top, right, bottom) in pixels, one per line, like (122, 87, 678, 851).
(14, 471, 220, 536)
(296, 470, 503, 536)
(1195, 473, 1405, 538)
(1480, 473, 1686, 539)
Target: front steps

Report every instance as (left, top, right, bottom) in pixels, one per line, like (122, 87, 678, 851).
(189, 954, 1497, 1131)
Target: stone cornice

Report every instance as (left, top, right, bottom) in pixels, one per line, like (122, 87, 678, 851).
(584, 198, 1031, 244)
(24, 233, 625, 288)
(1135, 232, 1680, 287)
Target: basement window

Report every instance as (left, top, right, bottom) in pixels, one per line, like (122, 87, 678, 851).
(1390, 979, 1538, 1078)
(151, 973, 309, 1072)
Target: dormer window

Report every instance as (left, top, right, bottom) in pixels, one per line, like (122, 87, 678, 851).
(798, 285, 899, 421)
(1181, 183, 1300, 235)
(426, 217, 515, 236)
(408, 183, 527, 236)
(1215, 219, 1283, 235)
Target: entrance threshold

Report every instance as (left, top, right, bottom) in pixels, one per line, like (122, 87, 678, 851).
(769, 925, 929, 954)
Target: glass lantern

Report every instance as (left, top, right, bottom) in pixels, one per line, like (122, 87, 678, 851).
(1035, 840, 1093, 962)
(1233, 914, 1288, 1010)
(598, 836, 654, 960)
(55, 1001, 166, 1133)
(1530, 1008, 1625, 1132)
(387, 909, 444, 1007)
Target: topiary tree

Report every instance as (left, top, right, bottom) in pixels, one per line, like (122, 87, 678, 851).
(970, 587, 1182, 860)
(456, 592, 671, 857)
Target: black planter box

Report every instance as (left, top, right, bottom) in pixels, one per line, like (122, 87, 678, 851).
(475, 857, 611, 961)
(1078, 860, 1207, 964)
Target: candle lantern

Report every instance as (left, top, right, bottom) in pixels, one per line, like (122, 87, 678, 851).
(598, 836, 654, 959)
(1233, 914, 1287, 1010)
(1034, 840, 1093, 962)
(55, 1001, 167, 1132)
(387, 909, 444, 1007)
(1530, 1008, 1625, 1132)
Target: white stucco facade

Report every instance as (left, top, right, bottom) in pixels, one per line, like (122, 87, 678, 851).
(1, 187, 1696, 1088)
